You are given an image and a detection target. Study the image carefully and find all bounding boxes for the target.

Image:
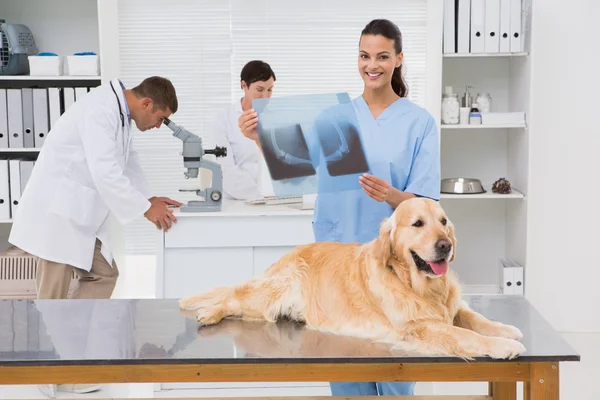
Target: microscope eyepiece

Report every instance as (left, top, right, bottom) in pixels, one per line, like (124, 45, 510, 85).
(163, 117, 172, 126)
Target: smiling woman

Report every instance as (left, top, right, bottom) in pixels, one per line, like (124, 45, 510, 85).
(309, 18, 442, 397)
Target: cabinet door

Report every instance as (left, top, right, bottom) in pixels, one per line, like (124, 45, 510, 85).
(162, 247, 253, 299)
(252, 246, 297, 276)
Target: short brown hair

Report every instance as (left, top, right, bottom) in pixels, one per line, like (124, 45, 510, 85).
(131, 76, 178, 113)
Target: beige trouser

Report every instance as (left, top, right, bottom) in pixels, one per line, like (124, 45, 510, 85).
(36, 239, 119, 299)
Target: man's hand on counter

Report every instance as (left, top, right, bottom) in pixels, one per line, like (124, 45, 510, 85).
(150, 196, 183, 208)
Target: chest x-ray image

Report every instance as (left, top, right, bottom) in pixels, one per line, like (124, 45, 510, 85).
(253, 93, 371, 196)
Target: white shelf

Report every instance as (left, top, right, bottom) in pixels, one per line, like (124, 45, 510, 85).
(443, 52, 528, 58)
(440, 186, 524, 199)
(441, 123, 526, 129)
(0, 220, 12, 224)
(0, 148, 41, 152)
(0, 75, 101, 80)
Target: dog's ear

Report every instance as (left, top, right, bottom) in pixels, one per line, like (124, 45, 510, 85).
(373, 217, 393, 265)
(447, 218, 457, 262)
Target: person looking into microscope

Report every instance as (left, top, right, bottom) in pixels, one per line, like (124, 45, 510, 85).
(210, 60, 276, 200)
(9, 76, 182, 303)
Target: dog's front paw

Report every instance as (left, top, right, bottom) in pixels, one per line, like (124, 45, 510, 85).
(481, 322, 523, 341)
(485, 337, 526, 360)
(496, 324, 523, 341)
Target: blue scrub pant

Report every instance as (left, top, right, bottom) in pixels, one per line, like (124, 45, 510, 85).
(330, 381, 416, 396)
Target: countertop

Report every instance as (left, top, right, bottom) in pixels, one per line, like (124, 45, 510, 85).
(172, 198, 315, 218)
(0, 295, 579, 366)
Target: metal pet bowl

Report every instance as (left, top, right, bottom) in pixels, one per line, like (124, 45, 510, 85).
(441, 178, 486, 194)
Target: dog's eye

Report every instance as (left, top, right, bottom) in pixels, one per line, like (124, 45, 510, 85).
(441, 218, 447, 225)
(412, 220, 423, 227)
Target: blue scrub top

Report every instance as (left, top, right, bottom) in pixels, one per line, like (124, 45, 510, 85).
(308, 95, 440, 245)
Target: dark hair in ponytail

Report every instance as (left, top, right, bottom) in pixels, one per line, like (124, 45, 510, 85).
(360, 19, 408, 98)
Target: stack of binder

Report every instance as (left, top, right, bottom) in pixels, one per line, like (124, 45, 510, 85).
(0, 158, 35, 220)
(0, 86, 91, 149)
(443, 0, 524, 54)
(499, 257, 524, 295)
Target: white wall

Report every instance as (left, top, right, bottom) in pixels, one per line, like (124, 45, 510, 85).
(526, 0, 600, 332)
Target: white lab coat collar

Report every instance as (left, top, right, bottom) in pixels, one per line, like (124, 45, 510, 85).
(109, 78, 133, 165)
(110, 78, 131, 127)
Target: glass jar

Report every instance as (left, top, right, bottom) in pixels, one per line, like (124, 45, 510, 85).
(441, 93, 460, 124)
(475, 93, 492, 113)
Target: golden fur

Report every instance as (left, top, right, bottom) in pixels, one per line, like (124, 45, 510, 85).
(180, 197, 525, 360)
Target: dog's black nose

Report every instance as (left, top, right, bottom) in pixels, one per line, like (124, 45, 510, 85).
(435, 239, 452, 253)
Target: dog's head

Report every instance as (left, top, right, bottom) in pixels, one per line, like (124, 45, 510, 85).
(374, 197, 456, 280)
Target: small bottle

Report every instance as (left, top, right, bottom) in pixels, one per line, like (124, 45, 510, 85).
(462, 85, 474, 108)
(469, 103, 482, 125)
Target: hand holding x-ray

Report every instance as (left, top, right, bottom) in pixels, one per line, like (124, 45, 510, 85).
(238, 109, 259, 142)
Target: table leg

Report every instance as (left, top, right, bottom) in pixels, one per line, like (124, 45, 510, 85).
(525, 362, 559, 400)
(489, 381, 517, 399)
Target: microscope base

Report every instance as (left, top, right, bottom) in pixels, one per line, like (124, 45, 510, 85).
(181, 200, 222, 213)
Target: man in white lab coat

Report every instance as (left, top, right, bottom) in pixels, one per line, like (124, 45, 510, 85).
(9, 76, 182, 301)
(210, 60, 276, 200)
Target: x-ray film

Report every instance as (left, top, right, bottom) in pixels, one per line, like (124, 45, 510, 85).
(253, 93, 371, 197)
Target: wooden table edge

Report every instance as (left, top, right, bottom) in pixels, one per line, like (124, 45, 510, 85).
(0, 361, 549, 384)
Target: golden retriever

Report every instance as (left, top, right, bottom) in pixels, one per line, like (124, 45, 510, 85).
(179, 197, 525, 360)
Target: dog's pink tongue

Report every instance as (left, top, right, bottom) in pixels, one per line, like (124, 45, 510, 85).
(428, 260, 448, 275)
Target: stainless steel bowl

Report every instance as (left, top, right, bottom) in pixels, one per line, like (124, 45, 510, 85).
(441, 178, 486, 194)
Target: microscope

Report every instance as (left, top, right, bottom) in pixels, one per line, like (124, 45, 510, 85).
(163, 117, 227, 212)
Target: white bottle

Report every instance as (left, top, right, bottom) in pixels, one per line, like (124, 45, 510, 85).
(475, 93, 492, 113)
(469, 103, 482, 125)
(441, 86, 459, 124)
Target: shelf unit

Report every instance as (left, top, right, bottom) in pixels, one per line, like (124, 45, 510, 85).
(443, 52, 528, 58)
(438, 0, 532, 295)
(441, 123, 526, 129)
(0, 0, 103, 253)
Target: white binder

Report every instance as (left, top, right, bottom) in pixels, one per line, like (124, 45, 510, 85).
(500, 258, 515, 294)
(7, 89, 23, 148)
(0, 89, 8, 148)
(8, 158, 22, 218)
(499, 0, 511, 52)
(510, 0, 522, 52)
(33, 88, 49, 148)
(63, 87, 75, 111)
(470, 0, 486, 53)
(21, 88, 35, 148)
(443, 0, 456, 54)
(499, 258, 524, 295)
(75, 87, 88, 101)
(48, 87, 61, 131)
(19, 160, 35, 193)
(0, 160, 10, 220)
(457, 0, 471, 53)
(484, 0, 500, 53)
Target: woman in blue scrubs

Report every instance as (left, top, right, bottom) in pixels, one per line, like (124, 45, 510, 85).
(239, 18, 440, 397)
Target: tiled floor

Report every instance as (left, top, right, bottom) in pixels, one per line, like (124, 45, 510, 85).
(1, 258, 596, 399)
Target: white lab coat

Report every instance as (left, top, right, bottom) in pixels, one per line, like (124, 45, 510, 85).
(210, 99, 273, 200)
(8, 78, 152, 272)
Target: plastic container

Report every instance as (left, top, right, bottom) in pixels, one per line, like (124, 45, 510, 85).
(475, 93, 492, 113)
(441, 86, 460, 124)
(66, 54, 99, 76)
(28, 55, 63, 76)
